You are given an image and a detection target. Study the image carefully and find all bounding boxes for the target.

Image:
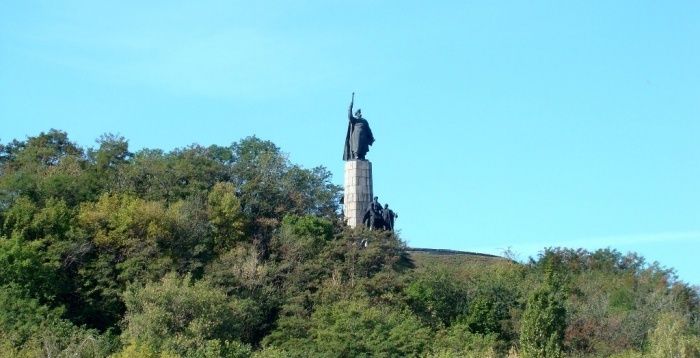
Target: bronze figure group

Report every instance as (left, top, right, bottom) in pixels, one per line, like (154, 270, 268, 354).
(362, 196, 398, 231)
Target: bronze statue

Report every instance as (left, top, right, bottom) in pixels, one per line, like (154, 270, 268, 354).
(370, 196, 382, 214)
(382, 204, 398, 231)
(343, 92, 375, 161)
(363, 196, 385, 230)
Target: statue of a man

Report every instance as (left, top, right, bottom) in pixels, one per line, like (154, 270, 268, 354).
(370, 196, 383, 218)
(343, 93, 375, 161)
(382, 204, 398, 231)
(363, 196, 384, 230)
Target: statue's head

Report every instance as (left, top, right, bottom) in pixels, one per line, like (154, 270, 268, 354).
(355, 109, 362, 118)
(384, 204, 388, 209)
(373, 196, 379, 202)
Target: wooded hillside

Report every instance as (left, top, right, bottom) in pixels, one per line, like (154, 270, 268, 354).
(0, 130, 698, 357)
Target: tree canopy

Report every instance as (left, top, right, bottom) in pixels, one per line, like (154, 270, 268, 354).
(0, 130, 698, 357)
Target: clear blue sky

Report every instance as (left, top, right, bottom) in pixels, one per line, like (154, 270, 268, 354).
(2, 1, 698, 284)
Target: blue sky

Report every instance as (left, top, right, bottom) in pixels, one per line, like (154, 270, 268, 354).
(1, 1, 698, 284)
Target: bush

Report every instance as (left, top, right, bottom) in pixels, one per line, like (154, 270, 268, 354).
(429, 322, 498, 357)
(647, 312, 700, 358)
(121, 273, 257, 357)
(519, 278, 566, 358)
(265, 298, 431, 357)
(405, 268, 468, 327)
(0, 284, 116, 357)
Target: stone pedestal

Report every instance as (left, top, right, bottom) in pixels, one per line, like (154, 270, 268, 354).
(344, 160, 373, 228)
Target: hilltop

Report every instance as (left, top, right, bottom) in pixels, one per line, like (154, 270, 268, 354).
(409, 247, 506, 266)
(0, 130, 698, 357)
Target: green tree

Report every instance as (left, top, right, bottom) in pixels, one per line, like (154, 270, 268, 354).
(0, 284, 63, 347)
(0, 284, 116, 357)
(115, 148, 171, 200)
(647, 312, 700, 358)
(230, 137, 340, 238)
(277, 215, 333, 262)
(0, 130, 90, 206)
(266, 298, 430, 357)
(0, 235, 62, 303)
(86, 133, 132, 194)
(1, 196, 37, 239)
(405, 268, 469, 327)
(91, 133, 132, 170)
(122, 273, 258, 357)
(520, 278, 567, 358)
(461, 283, 516, 340)
(310, 299, 431, 357)
(429, 322, 498, 357)
(74, 193, 176, 328)
(208, 182, 245, 252)
(167, 145, 232, 199)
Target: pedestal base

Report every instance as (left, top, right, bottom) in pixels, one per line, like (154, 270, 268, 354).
(344, 160, 373, 228)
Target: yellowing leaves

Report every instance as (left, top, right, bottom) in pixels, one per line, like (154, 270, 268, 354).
(207, 182, 245, 251)
(78, 194, 174, 249)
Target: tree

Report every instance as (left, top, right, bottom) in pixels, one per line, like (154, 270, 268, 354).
(3, 130, 699, 357)
(0, 235, 62, 303)
(86, 133, 132, 194)
(230, 137, 340, 238)
(91, 134, 131, 171)
(74, 193, 177, 328)
(0, 130, 90, 206)
(264, 298, 430, 357)
(1, 196, 37, 239)
(429, 322, 498, 357)
(208, 182, 245, 252)
(277, 215, 333, 262)
(405, 268, 469, 327)
(121, 273, 258, 357)
(519, 277, 567, 358)
(647, 312, 700, 358)
(462, 283, 516, 339)
(0, 284, 116, 357)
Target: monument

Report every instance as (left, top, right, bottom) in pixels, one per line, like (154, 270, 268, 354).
(342, 92, 399, 230)
(343, 93, 374, 228)
(343, 93, 374, 161)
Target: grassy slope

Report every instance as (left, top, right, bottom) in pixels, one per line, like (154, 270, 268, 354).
(408, 248, 509, 268)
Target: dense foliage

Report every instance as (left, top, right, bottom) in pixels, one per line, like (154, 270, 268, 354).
(0, 130, 698, 357)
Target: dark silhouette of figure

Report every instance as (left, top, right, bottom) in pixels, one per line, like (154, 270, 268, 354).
(343, 92, 375, 161)
(382, 204, 398, 231)
(370, 196, 382, 215)
(363, 196, 386, 230)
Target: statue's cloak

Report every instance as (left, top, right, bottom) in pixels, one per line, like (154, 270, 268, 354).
(343, 119, 374, 161)
(343, 121, 353, 161)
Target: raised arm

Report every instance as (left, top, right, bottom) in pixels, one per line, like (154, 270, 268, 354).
(348, 92, 355, 121)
